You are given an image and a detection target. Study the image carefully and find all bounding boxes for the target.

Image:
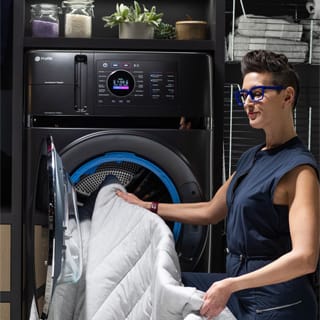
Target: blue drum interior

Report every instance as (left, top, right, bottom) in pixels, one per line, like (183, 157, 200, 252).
(70, 151, 182, 241)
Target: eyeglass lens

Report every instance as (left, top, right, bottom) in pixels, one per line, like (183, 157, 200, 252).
(235, 86, 283, 107)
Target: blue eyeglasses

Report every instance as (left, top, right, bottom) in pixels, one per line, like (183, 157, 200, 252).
(234, 85, 284, 107)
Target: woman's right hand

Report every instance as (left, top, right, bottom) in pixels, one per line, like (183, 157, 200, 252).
(116, 190, 150, 210)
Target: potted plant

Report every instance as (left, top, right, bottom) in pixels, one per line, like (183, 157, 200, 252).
(102, 1, 163, 39)
(154, 22, 176, 39)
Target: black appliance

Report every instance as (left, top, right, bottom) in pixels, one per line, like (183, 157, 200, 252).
(24, 50, 214, 318)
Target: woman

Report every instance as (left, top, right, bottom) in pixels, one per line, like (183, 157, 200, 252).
(117, 50, 320, 319)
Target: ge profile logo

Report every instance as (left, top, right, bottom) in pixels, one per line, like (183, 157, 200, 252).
(34, 56, 53, 62)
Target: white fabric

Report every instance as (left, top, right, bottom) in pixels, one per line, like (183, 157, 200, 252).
(46, 182, 236, 320)
(228, 33, 308, 63)
(236, 14, 303, 41)
(29, 296, 40, 320)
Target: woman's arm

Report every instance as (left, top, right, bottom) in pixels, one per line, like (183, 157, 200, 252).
(116, 173, 235, 225)
(200, 165, 320, 317)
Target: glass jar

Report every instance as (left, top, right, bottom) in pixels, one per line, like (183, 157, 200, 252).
(30, 3, 60, 37)
(62, 1, 94, 38)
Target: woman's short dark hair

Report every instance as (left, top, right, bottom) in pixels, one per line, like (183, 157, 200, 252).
(241, 50, 300, 108)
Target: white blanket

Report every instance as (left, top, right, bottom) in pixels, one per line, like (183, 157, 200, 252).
(46, 182, 236, 320)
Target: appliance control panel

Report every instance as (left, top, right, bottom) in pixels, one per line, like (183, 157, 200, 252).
(26, 50, 212, 118)
(96, 59, 177, 106)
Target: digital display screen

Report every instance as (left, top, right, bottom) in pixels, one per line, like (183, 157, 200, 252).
(113, 85, 129, 90)
(108, 70, 134, 96)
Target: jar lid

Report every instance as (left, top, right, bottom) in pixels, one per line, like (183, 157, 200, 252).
(31, 3, 59, 9)
(176, 20, 207, 25)
(62, 0, 94, 7)
(62, 0, 94, 3)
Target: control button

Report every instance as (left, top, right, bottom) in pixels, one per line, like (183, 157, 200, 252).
(150, 73, 163, 78)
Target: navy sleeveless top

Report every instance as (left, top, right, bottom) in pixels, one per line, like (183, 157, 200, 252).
(226, 136, 319, 258)
(225, 136, 319, 319)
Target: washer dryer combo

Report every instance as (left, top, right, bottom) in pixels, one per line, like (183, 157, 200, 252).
(24, 50, 216, 318)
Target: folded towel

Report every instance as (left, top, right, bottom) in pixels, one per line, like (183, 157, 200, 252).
(228, 33, 308, 62)
(236, 15, 303, 41)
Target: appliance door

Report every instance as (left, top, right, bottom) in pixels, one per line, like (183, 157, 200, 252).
(60, 130, 208, 271)
(30, 136, 82, 319)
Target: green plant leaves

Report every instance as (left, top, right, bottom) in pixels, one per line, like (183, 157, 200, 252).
(102, 1, 163, 28)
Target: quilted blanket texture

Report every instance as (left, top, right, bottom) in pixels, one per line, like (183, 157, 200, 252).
(45, 181, 236, 320)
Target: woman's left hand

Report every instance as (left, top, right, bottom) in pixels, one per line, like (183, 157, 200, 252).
(116, 190, 150, 210)
(200, 278, 233, 318)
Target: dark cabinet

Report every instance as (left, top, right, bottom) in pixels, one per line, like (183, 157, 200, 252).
(6, 0, 226, 319)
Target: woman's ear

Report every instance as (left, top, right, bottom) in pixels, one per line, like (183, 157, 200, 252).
(284, 86, 295, 107)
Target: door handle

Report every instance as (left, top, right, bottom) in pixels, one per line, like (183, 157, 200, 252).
(74, 54, 88, 113)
